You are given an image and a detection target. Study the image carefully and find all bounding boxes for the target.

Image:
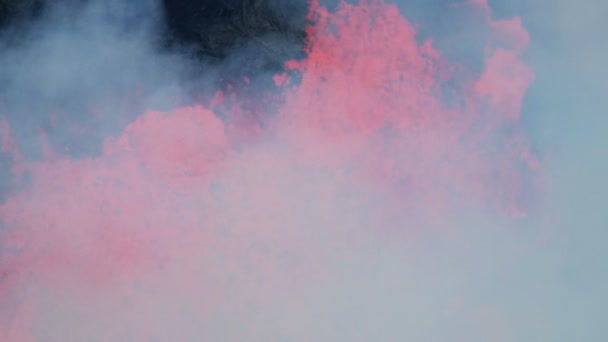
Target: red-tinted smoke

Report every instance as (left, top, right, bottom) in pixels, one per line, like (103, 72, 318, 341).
(0, 1, 539, 340)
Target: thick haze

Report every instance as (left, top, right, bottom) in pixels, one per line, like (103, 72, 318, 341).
(507, 0, 608, 339)
(0, 0, 606, 341)
(0, 0, 192, 159)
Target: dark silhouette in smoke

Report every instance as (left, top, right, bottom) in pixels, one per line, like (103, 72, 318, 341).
(0, 0, 44, 28)
(162, 0, 307, 60)
(1, 0, 310, 75)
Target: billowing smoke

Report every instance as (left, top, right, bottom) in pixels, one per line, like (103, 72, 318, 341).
(0, 0, 605, 340)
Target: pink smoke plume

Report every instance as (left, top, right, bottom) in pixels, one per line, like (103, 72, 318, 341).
(0, 1, 541, 340)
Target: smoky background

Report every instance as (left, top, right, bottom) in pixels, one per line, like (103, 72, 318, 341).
(0, 0, 605, 341)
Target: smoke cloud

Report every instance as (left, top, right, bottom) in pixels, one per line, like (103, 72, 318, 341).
(0, 0, 605, 341)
